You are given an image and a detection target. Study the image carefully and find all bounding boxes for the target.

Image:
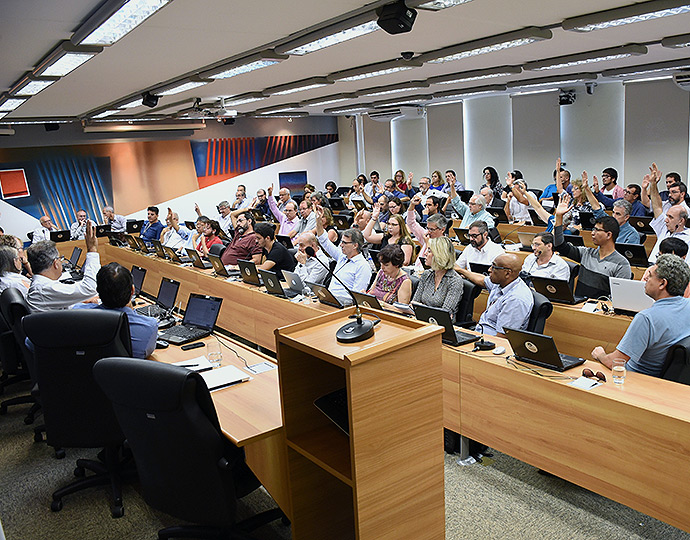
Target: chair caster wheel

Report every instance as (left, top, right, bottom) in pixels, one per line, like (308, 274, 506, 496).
(111, 505, 124, 518)
(24, 414, 35, 425)
(51, 499, 63, 512)
(74, 466, 85, 477)
(34, 431, 44, 443)
(55, 448, 66, 459)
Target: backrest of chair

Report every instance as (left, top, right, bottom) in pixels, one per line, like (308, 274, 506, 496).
(22, 310, 132, 448)
(1, 288, 33, 375)
(0, 309, 22, 375)
(638, 232, 647, 245)
(409, 274, 420, 299)
(209, 243, 226, 257)
(565, 259, 580, 292)
(660, 335, 690, 385)
(94, 357, 239, 526)
(456, 279, 481, 324)
(527, 290, 553, 334)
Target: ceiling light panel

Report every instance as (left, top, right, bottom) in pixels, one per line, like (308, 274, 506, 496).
(301, 94, 358, 107)
(416, 0, 474, 11)
(33, 42, 103, 77)
(329, 59, 423, 82)
(507, 73, 598, 89)
(525, 45, 647, 71)
(562, 0, 690, 32)
(9, 74, 60, 96)
(371, 94, 433, 107)
(602, 58, 690, 77)
(427, 66, 522, 85)
(0, 95, 28, 112)
(157, 80, 211, 96)
(280, 20, 380, 56)
(223, 93, 268, 106)
(357, 81, 429, 97)
(265, 78, 332, 96)
(73, 0, 173, 46)
(201, 52, 288, 80)
(662, 33, 690, 48)
(433, 84, 507, 99)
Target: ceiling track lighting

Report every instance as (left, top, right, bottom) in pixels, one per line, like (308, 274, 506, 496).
(524, 44, 647, 71)
(562, 0, 690, 32)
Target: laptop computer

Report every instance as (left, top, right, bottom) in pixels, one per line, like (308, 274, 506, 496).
(469, 262, 491, 275)
(151, 239, 167, 259)
(629, 215, 655, 235)
(531, 276, 586, 305)
(135, 236, 156, 253)
(130, 265, 146, 296)
(504, 327, 585, 372)
(248, 209, 266, 222)
(157, 294, 223, 346)
(208, 253, 239, 277)
(351, 199, 367, 211)
(329, 197, 346, 211)
(106, 231, 126, 247)
(124, 234, 141, 251)
(184, 220, 196, 230)
(275, 234, 293, 250)
(609, 277, 654, 315)
(486, 207, 509, 224)
(259, 269, 299, 298)
(237, 259, 262, 286)
(517, 232, 536, 251)
(163, 245, 191, 264)
(563, 234, 585, 246)
(282, 269, 306, 293)
(412, 303, 480, 347)
(333, 214, 353, 230)
(615, 243, 649, 267)
(453, 227, 471, 246)
(126, 220, 144, 234)
(50, 230, 70, 242)
(528, 208, 549, 226)
(578, 211, 596, 231)
(63, 246, 82, 269)
(306, 281, 344, 308)
(350, 290, 384, 310)
(135, 277, 180, 319)
(185, 248, 212, 269)
(95, 224, 111, 237)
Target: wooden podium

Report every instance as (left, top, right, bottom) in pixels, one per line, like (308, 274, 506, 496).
(275, 308, 445, 540)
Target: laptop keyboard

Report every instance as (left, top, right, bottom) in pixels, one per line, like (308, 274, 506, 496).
(135, 304, 168, 318)
(163, 325, 207, 339)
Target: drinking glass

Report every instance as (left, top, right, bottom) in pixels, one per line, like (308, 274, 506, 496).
(611, 359, 626, 385)
(206, 340, 222, 368)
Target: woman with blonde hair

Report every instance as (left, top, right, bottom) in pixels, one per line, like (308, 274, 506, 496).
(363, 206, 415, 265)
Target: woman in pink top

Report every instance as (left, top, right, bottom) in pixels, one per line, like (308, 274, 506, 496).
(368, 244, 412, 305)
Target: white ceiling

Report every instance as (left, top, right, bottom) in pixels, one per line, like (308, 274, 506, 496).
(2, 0, 690, 123)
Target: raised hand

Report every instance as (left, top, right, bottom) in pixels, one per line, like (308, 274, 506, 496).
(85, 220, 98, 252)
(556, 157, 562, 173)
(267, 184, 274, 197)
(581, 171, 589, 189)
(592, 175, 600, 192)
(642, 174, 651, 191)
(555, 192, 572, 216)
(410, 194, 422, 207)
(371, 204, 381, 221)
(650, 162, 662, 183)
(408, 171, 414, 184)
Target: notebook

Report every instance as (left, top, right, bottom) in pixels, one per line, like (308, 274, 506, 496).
(208, 253, 239, 278)
(531, 276, 585, 305)
(259, 269, 299, 298)
(349, 290, 383, 310)
(135, 277, 179, 318)
(351, 200, 366, 211)
(578, 211, 596, 231)
(453, 227, 471, 246)
(185, 248, 212, 269)
(238, 259, 262, 286)
(504, 327, 584, 372)
(163, 246, 191, 264)
(157, 294, 223, 345)
(629, 215, 655, 235)
(563, 234, 585, 247)
(126, 220, 144, 234)
(412, 303, 480, 347)
(135, 236, 155, 253)
(130, 265, 146, 296)
(95, 224, 111, 237)
(615, 243, 649, 267)
(151, 239, 167, 259)
(517, 232, 536, 251)
(609, 277, 654, 315)
(275, 235, 294, 250)
(200, 365, 251, 392)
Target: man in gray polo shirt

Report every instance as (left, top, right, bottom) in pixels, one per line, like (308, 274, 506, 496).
(591, 254, 690, 376)
(553, 192, 631, 299)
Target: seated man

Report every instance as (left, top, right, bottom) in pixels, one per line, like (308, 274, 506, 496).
(592, 254, 690, 377)
(73, 263, 157, 359)
(646, 163, 690, 262)
(254, 222, 296, 276)
(480, 186, 505, 209)
(27, 221, 100, 312)
(31, 216, 58, 244)
(294, 233, 330, 285)
(0, 245, 30, 297)
(581, 172, 639, 244)
(291, 200, 317, 241)
(314, 204, 372, 305)
(521, 232, 570, 280)
(553, 192, 631, 298)
(597, 183, 648, 216)
(160, 209, 189, 249)
(454, 220, 504, 271)
(221, 212, 262, 266)
(195, 200, 233, 235)
(267, 184, 299, 237)
(140, 206, 164, 244)
(448, 182, 495, 229)
(102, 206, 127, 233)
(69, 209, 93, 240)
(456, 253, 534, 336)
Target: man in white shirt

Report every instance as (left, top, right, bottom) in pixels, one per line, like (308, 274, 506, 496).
(69, 209, 93, 240)
(364, 170, 383, 199)
(294, 233, 330, 285)
(31, 216, 58, 244)
(26, 221, 100, 312)
(647, 163, 690, 263)
(102, 206, 127, 233)
(291, 200, 318, 241)
(160, 209, 189, 249)
(454, 220, 504, 271)
(232, 185, 251, 211)
(195, 200, 233, 235)
(520, 232, 570, 280)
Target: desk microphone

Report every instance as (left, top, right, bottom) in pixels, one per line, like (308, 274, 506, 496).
(473, 323, 495, 351)
(305, 246, 375, 343)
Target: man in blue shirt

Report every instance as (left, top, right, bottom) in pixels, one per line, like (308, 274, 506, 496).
(140, 206, 164, 244)
(448, 182, 495, 229)
(611, 200, 640, 244)
(596, 183, 648, 216)
(74, 262, 158, 358)
(374, 179, 409, 204)
(592, 254, 690, 377)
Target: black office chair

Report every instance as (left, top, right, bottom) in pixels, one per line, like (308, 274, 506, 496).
(409, 274, 420, 298)
(638, 232, 647, 245)
(456, 279, 482, 327)
(209, 243, 226, 258)
(93, 357, 284, 539)
(526, 290, 553, 334)
(22, 310, 133, 517)
(0, 306, 29, 394)
(528, 188, 543, 200)
(565, 259, 580, 292)
(660, 335, 690, 385)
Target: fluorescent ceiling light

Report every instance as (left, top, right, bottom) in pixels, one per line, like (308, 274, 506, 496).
(602, 58, 690, 78)
(433, 84, 507, 99)
(201, 51, 288, 80)
(357, 81, 429, 97)
(428, 66, 522, 85)
(33, 42, 103, 77)
(119, 99, 144, 109)
(525, 45, 647, 71)
(265, 78, 332, 96)
(330, 59, 423, 82)
(0, 113, 7, 120)
(324, 104, 373, 114)
(255, 103, 301, 115)
(156, 77, 212, 96)
(562, 0, 690, 32)
(0, 95, 28, 112)
(662, 33, 690, 48)
(92, 110, 122, 119)
(623, 75, 674, 84)
(254, 112, 309, 118)
(5, 118, 74, 125)
(73, 0, 173, 46)
(371, 94, 433, 108)
(426, 98, 465, 107)
(419, 27, 552, 64)
(83, 120, 205, 132)
(9, 74, 60, 96)
(301, 94, 358, 107)
(508, 73, 598, 89)
(276, 16, 380, 56)
(416, 0, 473, 11)
(223, 93, 268, 106)
(511, 88, 560, 97)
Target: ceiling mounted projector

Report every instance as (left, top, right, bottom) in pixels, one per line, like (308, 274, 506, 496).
(377, 1, 417, 35)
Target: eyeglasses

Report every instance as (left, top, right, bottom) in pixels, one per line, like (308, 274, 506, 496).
(426, 227, 441, 233)
(592, 227, 606, 233)
(340, 240, 353, 245)
(490, 264, 509, 271)
(582, 368, 606, 382)
(601, 174, 611, 179)
(467, 233, 483, 239)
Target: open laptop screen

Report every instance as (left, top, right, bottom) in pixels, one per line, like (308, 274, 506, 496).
(157, 278, 180, 309)
(183, 294, 222, 330)
(130, 265, 146, 295)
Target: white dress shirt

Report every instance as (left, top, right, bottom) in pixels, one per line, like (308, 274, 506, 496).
(521, 253, 570, 280)
(162, 227, 189, 249)
(317, 231, 372, 305)
(295, 249, 330, 285)
(31, 227, 54, 243)
(649, 214, 690, 263)
(217, 213, 233, 234)
(27, 252, 100, 312)
(455, 240, 505, 270)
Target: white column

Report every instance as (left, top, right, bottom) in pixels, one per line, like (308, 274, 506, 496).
(390, 115, 429, 185)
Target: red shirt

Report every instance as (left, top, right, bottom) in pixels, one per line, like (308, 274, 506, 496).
(196, 234, 222, 251)
(220, 231, 262, 266)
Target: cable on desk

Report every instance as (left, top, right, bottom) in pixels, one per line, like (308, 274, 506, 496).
(213, 333, 252, 370)
(505, 356, 575, 380)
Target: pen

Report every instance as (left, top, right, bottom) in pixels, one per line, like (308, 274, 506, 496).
(178, 364, 198, 367)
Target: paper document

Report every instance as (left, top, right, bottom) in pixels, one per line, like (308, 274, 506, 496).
(172, 356, 213, 372)
(200, 365, 252, 391)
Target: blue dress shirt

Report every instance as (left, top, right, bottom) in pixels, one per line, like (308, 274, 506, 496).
(317, 231, 372, 305)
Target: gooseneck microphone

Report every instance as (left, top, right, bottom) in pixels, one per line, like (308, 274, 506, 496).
(473, 323, 496, 351)
(305, 246, 375, 343)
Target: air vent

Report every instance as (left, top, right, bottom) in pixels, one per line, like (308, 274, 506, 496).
(673, 72, 690, 90)
(367, 105, 425, 122)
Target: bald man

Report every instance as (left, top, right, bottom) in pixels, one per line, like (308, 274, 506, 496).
(31, 216, 58, 244)
(456, 253, 534, 336)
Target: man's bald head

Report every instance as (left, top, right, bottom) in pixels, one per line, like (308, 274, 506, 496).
(489, 253, 522, 286)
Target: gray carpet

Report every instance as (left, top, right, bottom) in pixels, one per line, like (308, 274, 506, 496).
(2, 381, 689, 540)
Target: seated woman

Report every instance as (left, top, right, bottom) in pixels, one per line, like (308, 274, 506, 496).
(411, 236, 464, 320)
(503, 172, 531, 224)
(368, 244, 412, 306)
(324, 181, 338, 199)
(0, 244, 30, 297)
(388, 196, 405, 218)
(196, 219, 223, 257)
(321, 207, 340, 245)
(363, 206, 414, 265)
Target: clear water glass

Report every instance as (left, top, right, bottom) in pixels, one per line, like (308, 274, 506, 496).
(611, 359, 626, 385)
(206, 340, 222, 368)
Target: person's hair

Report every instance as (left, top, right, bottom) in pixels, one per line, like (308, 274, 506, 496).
(304, 183, 316, 193)
(239, 211, 255, 227)
(27, 241, 60, 275)
(370, 170, 379, 178)
(670, 181, 688, 195)
(627, 183, 641, 198)
(0, 245, 19, 275)
(445, 169, 456, 179)
(431, 170, 443, 183)
(388, 214, 414, 245)
(379, 244, 405, 268)
(218, 200, 230, 208)
(356, 175, 367, 185)
(613, 199, 632, 217)
(311, 192, 330, 209)
(96, 263, 133, 308)
(595, 215, 619, 242)
(147, 206, 159, 215)
(197, 216, 210, 225)
(512, 170, 523, 180)
(426, 195, 441, 209)
(534, 232, 554, 247)
(238, 184, 246, 191)
(483, 166, 499, 187)
(394, 169, 406, 182)
(0, 234, 21, 250)
(602, 167, 618, 182)
(325, 181, 337, 192)
(468, 220, 489, 235)
(299, 232, 318, 247)
(254, 222, 275, 240)
(667, 172, 682, 184)
(472, 194, 487, 211)
(659, 237, 689, 258)
(103, 205, 114, 213)
(322, 207, 335, 228)
(679, 206, 689, 221)
(655, 254, 690, 297)
(427, 236, 455, 271)
(427, 213, 449, 231)
(206, 220, 221, 236)
(284, 202, 297, 213)
(388, 197, 405, 213)
(0, 227, 4, 234)
(342, 228, 364, 252)
(571, 178, 587, 205)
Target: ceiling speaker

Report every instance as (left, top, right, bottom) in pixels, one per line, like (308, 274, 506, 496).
(377, 1, 417, 35)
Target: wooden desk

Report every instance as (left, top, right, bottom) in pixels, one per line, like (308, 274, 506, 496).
(449, 336, 690, 533)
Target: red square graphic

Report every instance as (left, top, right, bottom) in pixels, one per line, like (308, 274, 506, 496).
(0, 169, 30, 199)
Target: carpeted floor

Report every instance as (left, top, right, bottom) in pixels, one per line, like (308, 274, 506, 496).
(1, 381, 689, 540)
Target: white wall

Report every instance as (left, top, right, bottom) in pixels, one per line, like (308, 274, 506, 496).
(391, 116, 429, 184)
(427, 103, 464, 183)
(0, 199, 40, 243)
(337, 116, 357, 186)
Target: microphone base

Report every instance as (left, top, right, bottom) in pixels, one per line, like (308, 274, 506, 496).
(336, 319, 375, 343)
(474, 339, 495, 351)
